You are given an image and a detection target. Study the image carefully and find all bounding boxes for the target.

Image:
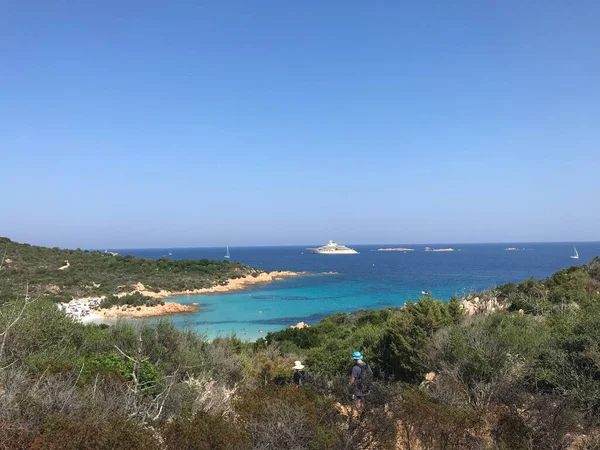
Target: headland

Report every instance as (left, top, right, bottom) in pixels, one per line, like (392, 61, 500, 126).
(0, 237, 311, 321)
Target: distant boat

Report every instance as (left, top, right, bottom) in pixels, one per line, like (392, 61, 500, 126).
(307, 240, 359, 255)
(570, 247, 579, 260)
(224, 246, 230, 259)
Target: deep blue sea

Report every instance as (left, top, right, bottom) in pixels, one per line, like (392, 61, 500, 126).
(114, 243, 600, 341)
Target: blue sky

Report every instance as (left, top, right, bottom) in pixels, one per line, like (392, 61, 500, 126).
(1, 1, 599, 248)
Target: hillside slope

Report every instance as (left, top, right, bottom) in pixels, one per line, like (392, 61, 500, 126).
(1, 241, 599, 448)
(0, 237, 263, 301)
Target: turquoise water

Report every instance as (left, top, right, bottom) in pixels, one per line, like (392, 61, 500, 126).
(116, 243, 600, 341)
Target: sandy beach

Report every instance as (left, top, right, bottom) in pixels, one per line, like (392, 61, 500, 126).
(65, 270, 312, 321)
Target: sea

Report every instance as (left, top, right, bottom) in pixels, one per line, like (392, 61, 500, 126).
(114, 243, 600, 341)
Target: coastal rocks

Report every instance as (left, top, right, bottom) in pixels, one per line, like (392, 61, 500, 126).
(290, 321, 309, 329)
(272, 270, 305, 277)
(460, 295, 505, 316)
(98, 301, 199, 318)
(419, 372, 436, 390)
(116, 271, 320, 302)
(153, 271, 307, 297)
(334, 402, 358, 418)
(60, 295, 199, 321)
(120, 282, 170, 299)
(460, 299, 477, 315)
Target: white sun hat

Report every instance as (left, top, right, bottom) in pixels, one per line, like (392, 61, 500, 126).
(293, 361, 305, 370)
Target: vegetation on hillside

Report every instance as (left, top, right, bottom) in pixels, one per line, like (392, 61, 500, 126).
(1, 239, 600, 449)
(99, 292, 164, 309)
(267, 258, 600, 447)
(0, 237, 262, 302)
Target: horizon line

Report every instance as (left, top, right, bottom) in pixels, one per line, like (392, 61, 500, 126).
(103, 240, 600, 251)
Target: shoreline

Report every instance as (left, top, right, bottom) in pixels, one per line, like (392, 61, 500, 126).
(122, 270, 311, 300)
(94, 301, 200, 319)
(66, 270, 329, 321)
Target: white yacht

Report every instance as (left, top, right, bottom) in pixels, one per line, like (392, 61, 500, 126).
(307, 240, 358, 255)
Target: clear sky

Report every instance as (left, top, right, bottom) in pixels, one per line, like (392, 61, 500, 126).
(1, 1, 599, 248)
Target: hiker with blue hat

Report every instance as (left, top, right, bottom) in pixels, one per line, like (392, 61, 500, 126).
(349, 351, 373, 413)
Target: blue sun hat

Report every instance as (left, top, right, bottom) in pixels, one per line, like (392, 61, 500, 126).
(352, 351, 364, 360)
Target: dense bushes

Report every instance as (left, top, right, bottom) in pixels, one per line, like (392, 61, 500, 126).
(497, 261, 600, 315)
(28, 414, 161, 450)
(161, 411, 251, 450)
(2, 241, 600, 449)
(268, 296, 463, 382)
(397, 388, 486, 449)
(100, 292, 164, 309)
(235, 386, 344, 449)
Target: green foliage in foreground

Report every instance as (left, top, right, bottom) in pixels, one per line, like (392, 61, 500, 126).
(267, 296, 464, 382)
(1, 240, 600, 449)
(0, 237, 262, 302)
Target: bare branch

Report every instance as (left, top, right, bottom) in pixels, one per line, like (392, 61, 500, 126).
(113, 345, 136, 363)
(152, 367, 180, 421)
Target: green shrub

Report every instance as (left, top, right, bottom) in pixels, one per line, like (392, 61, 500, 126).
(84, 352, 162, 389)
(381, 298, 455, 382)
(100, 292, 164, 309)
(398, 388, 485, 449)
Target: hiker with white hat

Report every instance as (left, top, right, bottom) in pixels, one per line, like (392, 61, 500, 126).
(292, 361, 309, 387)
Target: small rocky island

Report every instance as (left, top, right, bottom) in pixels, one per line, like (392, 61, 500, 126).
(424, 247, 455, 252)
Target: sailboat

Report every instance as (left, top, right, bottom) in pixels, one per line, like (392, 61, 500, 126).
(224, 246, 230, 259)
(570, 247, 579, 260)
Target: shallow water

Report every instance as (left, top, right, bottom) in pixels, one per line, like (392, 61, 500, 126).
(115, 242, 600, 340)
